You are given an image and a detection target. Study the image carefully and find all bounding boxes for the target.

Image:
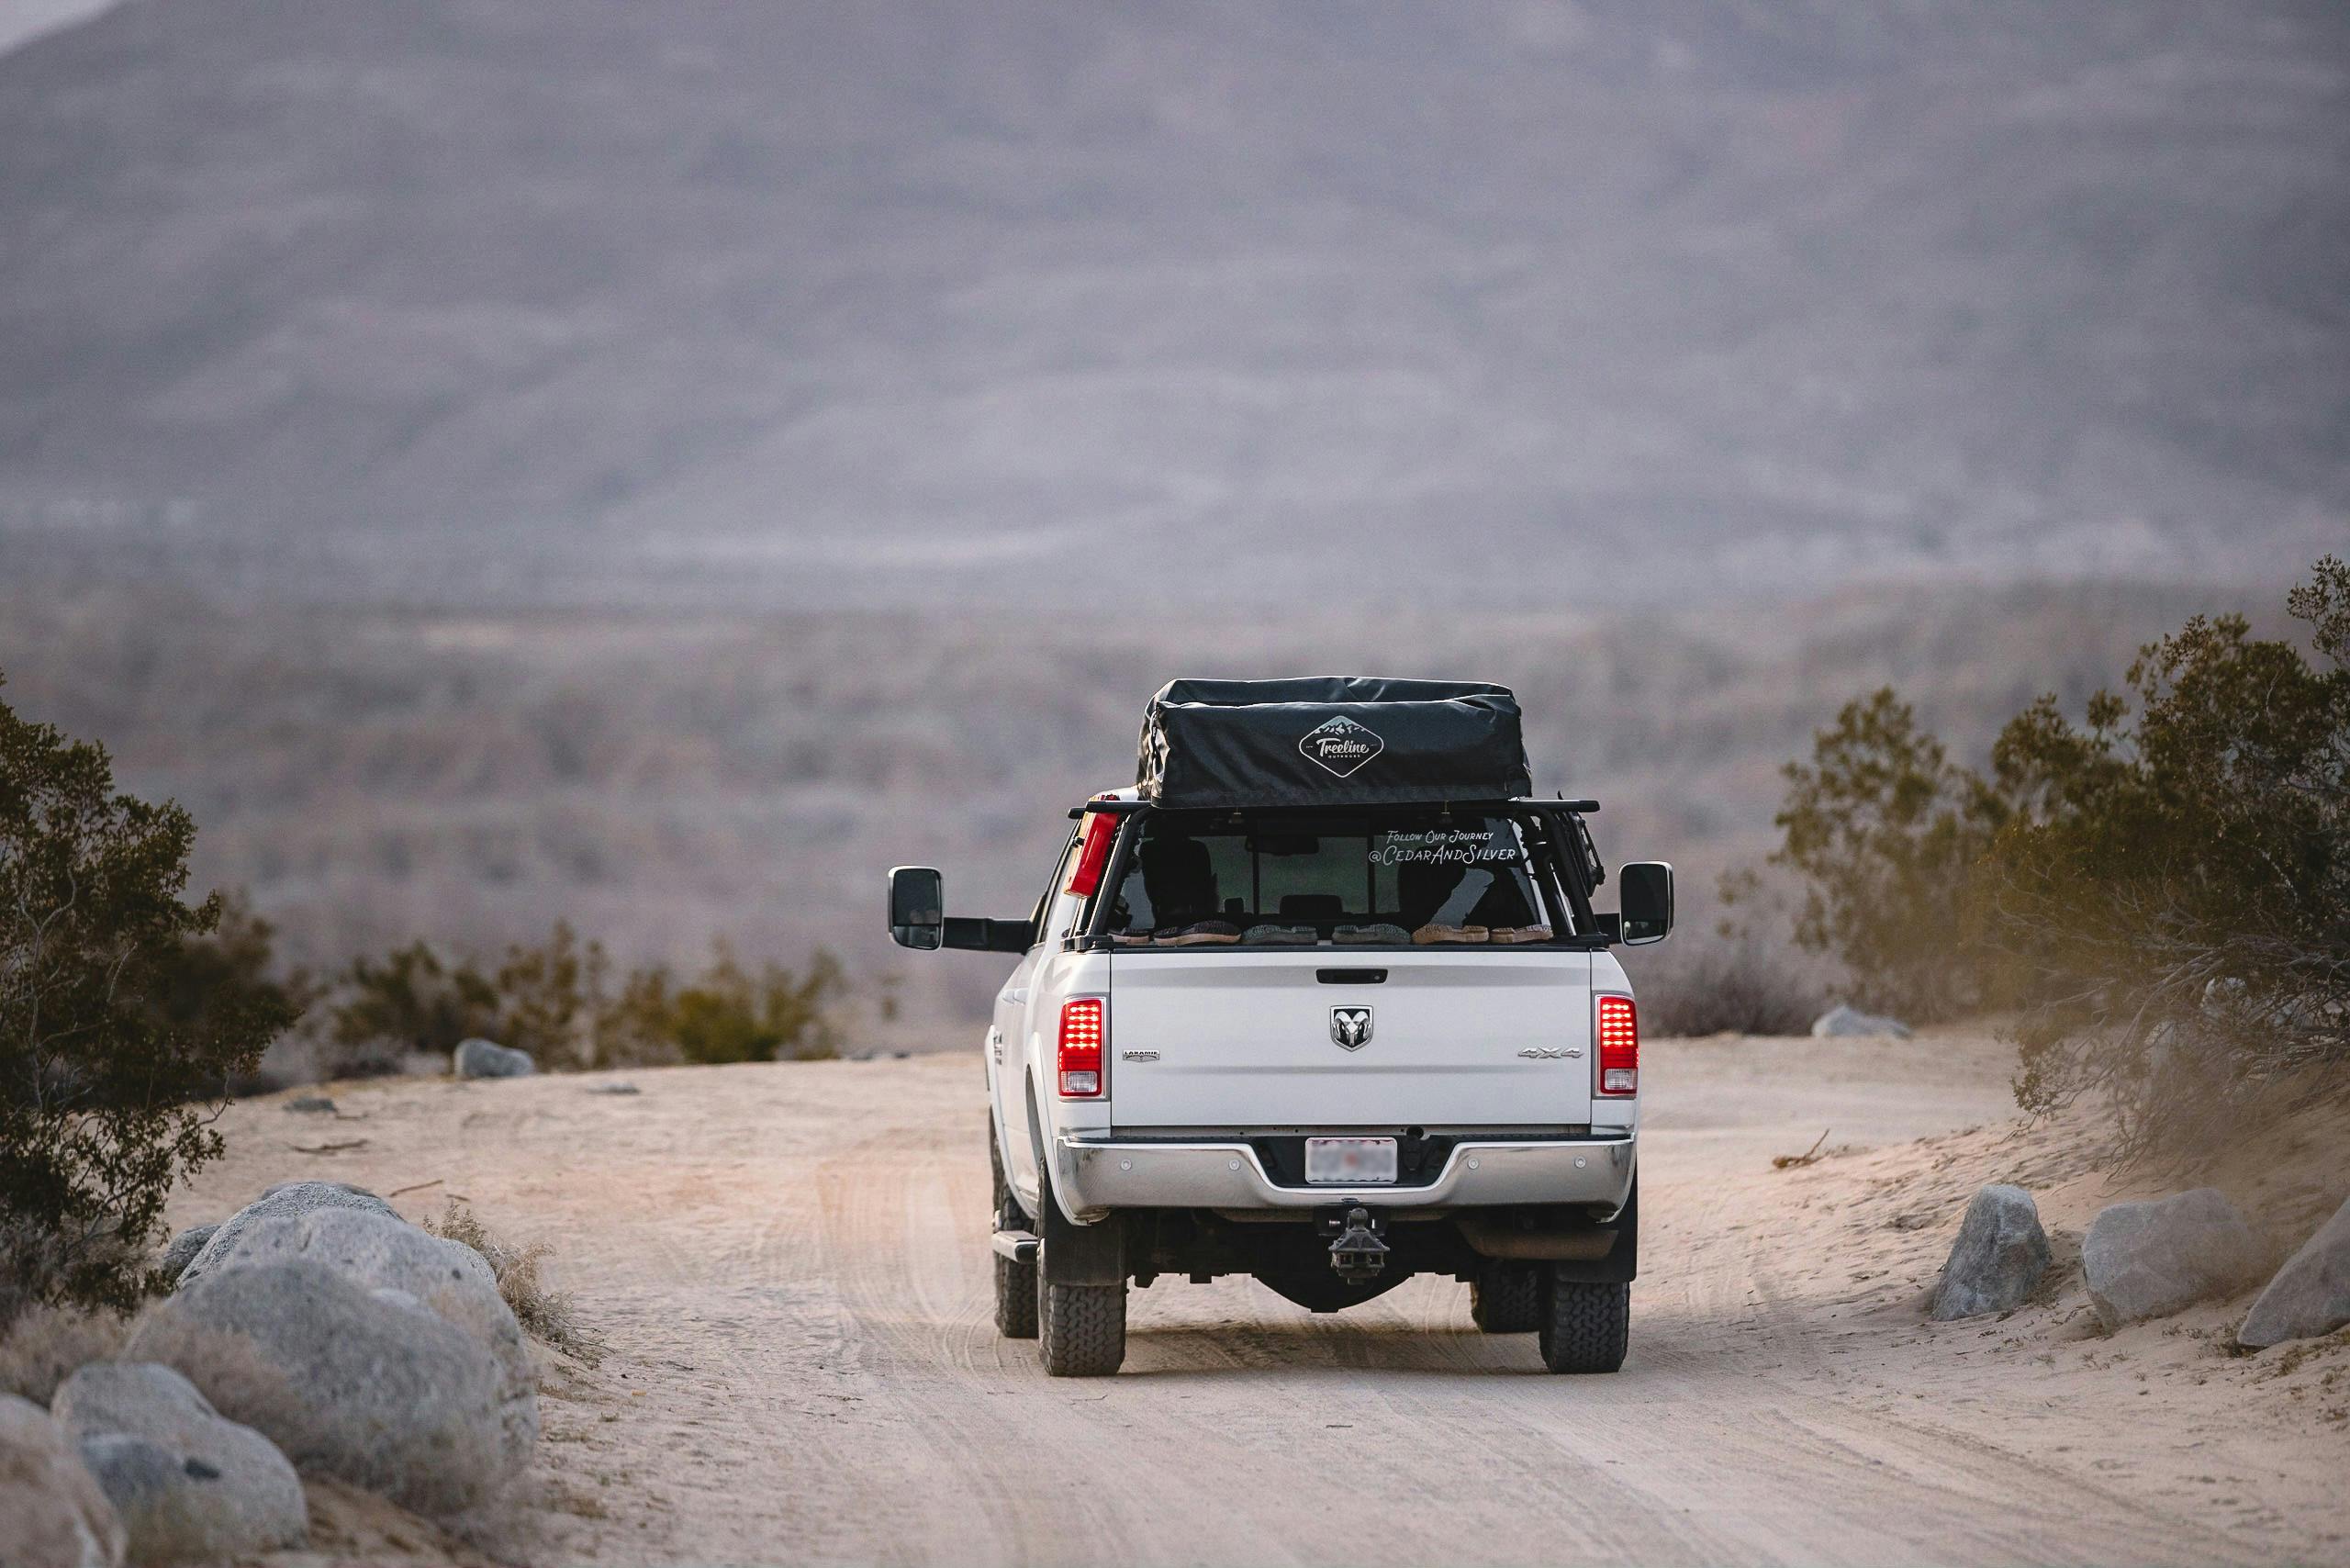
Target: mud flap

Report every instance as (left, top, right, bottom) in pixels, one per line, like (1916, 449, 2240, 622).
(1035, 1149, 1125, 1286)
(1550, 1177, 1638, 1284)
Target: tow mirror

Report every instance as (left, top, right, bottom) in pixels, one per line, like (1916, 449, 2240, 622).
(889, 867, 1037, 953)
(888, 866, 945, 950)
(1617, 861, 1674, 946)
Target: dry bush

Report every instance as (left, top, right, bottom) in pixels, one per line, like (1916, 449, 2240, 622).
(0, 1301, 129, 1404)
(427, 1203, 601, 1365)
(317, 925, 846, 1072)
(122, 1314, 311, 1453)
(1764, 558, 2350, 1154)
(1631, 937, 1826, 1038)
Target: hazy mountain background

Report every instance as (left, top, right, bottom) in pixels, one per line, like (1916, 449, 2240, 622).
(0, 0, 107, 54)
(0, 2, 2343, 1032)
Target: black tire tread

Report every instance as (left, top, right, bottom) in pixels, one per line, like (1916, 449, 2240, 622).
(989, 1121, 1039, 1338)
(1037, 1281, 1125, 1376)
(1539, 1277, 1629, 1373)
(1470, 1262, 1542, 1333)
(996, 1252, 1040, 1338)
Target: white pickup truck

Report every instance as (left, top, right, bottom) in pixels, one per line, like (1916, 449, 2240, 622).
(888, 679, 1673, 1376)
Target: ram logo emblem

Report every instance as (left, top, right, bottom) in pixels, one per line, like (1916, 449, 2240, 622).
(1330, 1006, 1374, 1051)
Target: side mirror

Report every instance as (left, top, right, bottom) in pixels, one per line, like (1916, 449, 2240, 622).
(889, 866, 944, 950)
(1617, 861, 1673, 946)
(888, 867, 1037, 954)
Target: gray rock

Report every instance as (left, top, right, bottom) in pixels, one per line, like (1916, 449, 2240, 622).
(585, 1081, 640, 1096)
(2238, 1194, 2350, 1349)
(1930, 1184, 2052, 1320)
(0, 1394, 125, 1568)
(2084, 1188, 2270, 1329)
(195, 1207, 535, 1467)
(125, 1259, 524, 1516)
(1809, 1003, 1914, 1039)
(175, 1182, 397, 1292)
(157, 1226, 218, 1287)
(453, 1037, 534, 1079)
(53, 1362, 306, 1562)
(75, 1434, 296, 1567)
(282, 1094, 337, 1114)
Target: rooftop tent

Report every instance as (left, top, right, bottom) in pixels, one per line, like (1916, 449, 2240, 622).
(1135, 677, 1532, 808)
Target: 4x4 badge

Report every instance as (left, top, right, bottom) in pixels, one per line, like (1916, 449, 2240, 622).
(1330, 1006, 1374, 1050)
(1298, 715, 1384, 778)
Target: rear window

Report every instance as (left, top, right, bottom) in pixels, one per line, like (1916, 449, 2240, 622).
(1102, 810, 1560, 947)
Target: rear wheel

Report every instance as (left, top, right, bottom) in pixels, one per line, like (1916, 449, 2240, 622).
(1469, 1260, 1541, 1333)
(989, 1126, 1037, 1339)
(1032, 1177, 1125, 1376)
(1037, 1274, 1125, 1376)
(1035, 1245, 1126, 1376)
(1538, 1272, 1628, 1373)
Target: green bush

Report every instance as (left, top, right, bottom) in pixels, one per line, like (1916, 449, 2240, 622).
(322, 925, 845, 1070)
(1761, 557, 2350, 1149)
(1761, 688, 2006, 1021)
(1993, 558, 2349, 1148)
(321, 920, 594, 1071)
(0, 676, 296, 1318)
(591, 943, 844, 1066)
(324, 938, 503, 1072)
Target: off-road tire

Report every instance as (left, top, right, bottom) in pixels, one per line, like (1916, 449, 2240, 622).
(1035, 1272, 1126, 1376)
(989, 1126, 1038, 1338)
(996, 1253, 1041, 1339)
(1034, 1199, 1126, 1377)
(1538, 1274, 1629, 1373)
(1470, 1260, 1541, 1333)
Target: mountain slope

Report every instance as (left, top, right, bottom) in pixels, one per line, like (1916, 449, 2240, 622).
(1, 1, 2344, 607)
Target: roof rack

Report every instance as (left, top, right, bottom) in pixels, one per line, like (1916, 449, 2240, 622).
(1069, 796, 1599, 819)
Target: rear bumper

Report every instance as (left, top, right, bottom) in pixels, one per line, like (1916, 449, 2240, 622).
(1052, 1131, 1635, 1221)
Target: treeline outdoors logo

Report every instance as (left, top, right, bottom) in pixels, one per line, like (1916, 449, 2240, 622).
(1298, 715, 1384, 778)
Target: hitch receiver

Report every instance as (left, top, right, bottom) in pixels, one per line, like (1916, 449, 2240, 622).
(1327, 1205, 1390, 1282)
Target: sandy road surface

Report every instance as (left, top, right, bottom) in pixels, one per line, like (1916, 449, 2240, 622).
(181, 1034, 2350, 1567)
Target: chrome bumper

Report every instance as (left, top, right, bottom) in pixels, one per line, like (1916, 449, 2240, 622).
(1052, 1133, 1635, 1221)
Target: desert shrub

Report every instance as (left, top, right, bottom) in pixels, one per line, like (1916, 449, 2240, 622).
(1761, 688, 2006, 1021)
(320, 921, 599, 1070)
(322, 924, 845, 1070)
(493, 921, 591, 1066)
(1993, 557, 2350, 1150)
(596, 943, 844, 1066)
(427, 1201, 600, 1364)
(1762, 557, 2350, 1149)
(0, 1301, 129, 1403)
(0, 676, 297, 1317)
(1632, 935, 1827, 1038)
(167, 895, 315, 1095)
(323, 939, 503, 1071)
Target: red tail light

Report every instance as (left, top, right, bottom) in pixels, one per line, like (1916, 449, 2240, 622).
(1058, 997, 1105, 1098)
(1066, 809, 1118, 897)
(1596, 995, 1638, 1096)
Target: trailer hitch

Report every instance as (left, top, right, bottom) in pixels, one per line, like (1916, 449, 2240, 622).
(1326, 1205, 1390, 1282)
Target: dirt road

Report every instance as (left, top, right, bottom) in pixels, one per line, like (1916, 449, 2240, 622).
(181, 1034, 2350, 1567)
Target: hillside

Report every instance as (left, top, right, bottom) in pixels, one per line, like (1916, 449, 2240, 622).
(0, 569, 2270, 1029)
(2, 1, 2344, 610)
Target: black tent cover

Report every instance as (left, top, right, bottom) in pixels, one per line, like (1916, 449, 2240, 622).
(1135, 677, 1532, 808)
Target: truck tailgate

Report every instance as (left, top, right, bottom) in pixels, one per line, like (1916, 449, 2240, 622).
(1106, 950, 1594, 1128)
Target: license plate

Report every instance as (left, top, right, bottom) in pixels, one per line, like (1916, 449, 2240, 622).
(1305, 1137, 1398, 1184)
